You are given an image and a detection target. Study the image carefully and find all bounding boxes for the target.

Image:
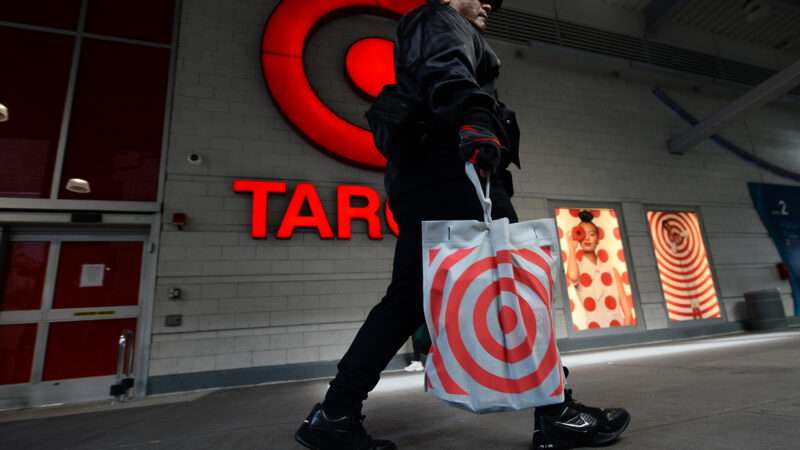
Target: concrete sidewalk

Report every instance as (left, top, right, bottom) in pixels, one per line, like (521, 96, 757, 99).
(2, 330, 799, 450)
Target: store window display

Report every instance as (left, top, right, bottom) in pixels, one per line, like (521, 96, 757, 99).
(647, 210, 721, 321)
(555, 208, 636, 331)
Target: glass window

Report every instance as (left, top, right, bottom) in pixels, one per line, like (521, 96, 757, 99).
(647, 211, 721, 321)
(85, 0, 175, 44)
(1, 242, 50, 311)
(0, 28, 74, 198)
(0, 0, 82, 30)
(0, 324, 37, 385)
(43, 319, 136, 380)
(52, 242, 143, 309)
(554, 208, 637, 331)
(59, 39, 170, 202)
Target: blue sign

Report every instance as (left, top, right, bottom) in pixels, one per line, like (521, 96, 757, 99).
(749, 183, 800, 315)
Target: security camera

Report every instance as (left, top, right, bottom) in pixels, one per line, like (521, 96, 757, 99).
(0, 103, 8, 122)
(186, 153, 204, 165)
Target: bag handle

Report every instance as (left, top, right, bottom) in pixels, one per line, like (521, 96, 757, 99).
(465, 162, 492, 224)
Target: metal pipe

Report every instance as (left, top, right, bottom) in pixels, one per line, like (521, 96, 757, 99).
(114, 329, 134, 400)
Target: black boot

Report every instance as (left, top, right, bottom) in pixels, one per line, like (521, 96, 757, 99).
(295, 404, 397, 450)
(532, 389, 630, 449)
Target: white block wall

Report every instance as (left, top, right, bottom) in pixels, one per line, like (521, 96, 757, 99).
(150, 0, 800, 378)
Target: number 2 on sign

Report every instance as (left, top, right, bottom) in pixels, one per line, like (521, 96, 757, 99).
(778, 200, 789, 216)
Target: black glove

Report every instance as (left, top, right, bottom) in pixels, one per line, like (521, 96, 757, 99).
(458, 124, 504, 174)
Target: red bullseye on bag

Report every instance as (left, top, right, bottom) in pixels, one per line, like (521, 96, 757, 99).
(422, 164, 565, 412)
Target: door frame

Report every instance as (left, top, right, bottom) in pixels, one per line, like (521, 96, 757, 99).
(0, 227, 155, 409)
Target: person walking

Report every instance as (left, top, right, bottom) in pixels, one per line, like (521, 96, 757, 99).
(295, 2, 630, 449)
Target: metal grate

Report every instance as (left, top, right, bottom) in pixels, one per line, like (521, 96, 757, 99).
(558, 21, 649, 63)
(485, 8, 559, 45)
(487, 7, 800, 96)
(646, 41, 719, 78)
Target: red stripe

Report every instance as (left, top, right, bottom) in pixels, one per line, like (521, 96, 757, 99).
(550, 366, 564, 398)
(660, 273, 712, 293)
(515, 248, 554, 300)
(698, 293, 719, 307)
(429, 247, 441, 265)
(700, 302, 719, 315)
(666, 299, 692, 309)
(429, 248, 476, 338)
(658, 266, 710, 285)
(662, 281, 716, 300)
(430, 346, 467, 395)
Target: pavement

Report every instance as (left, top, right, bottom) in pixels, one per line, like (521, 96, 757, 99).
(1, 330, 799, 450)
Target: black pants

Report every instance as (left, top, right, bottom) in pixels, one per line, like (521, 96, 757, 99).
(323, 177, 518, 415)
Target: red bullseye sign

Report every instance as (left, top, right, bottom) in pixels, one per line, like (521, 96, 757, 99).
(426, 247, 564, 398)
(261, 0, 424, 169)
(346, 38, 396, 98)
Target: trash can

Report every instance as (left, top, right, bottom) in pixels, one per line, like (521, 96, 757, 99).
(744, 289, 787, 331)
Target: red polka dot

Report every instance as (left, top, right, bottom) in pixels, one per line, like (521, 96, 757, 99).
(498, 306, 518, 333)
(573, 324, 580, 332)
(601, 272, 613, 286)
(605, 296, 617, 310)
(617, 249, 625, 262)
(569, 209, 581, 217)
(598, 227, 605, 240)
(576, 251, 584, 262)
(598, 249, 609, 262)
(613, 227, 621, 240)
(569, 299, 575, 312)
(622, 272, 630, 285)
(580, 273, 592, 287)
(583, 297, 596, 311)
(610, 320, 621, 327)
(555, 208, 561, 216)
(562, 251, 568, 263)
(610, 209, 617, 218)
(588, 321, 600, 329)
(558, 227, 564, 239)
(591, 210, 601, 218)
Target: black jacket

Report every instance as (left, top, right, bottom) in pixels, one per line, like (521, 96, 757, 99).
(387, 0, 520, 199)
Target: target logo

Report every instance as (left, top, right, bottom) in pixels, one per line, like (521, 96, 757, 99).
(424, 245, 564, 409)
(261, 0, 425, 170)
(648, 211, 721, 320)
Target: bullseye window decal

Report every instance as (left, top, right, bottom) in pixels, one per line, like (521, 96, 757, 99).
(261, 0, 424, 170)
(554, 207, 639, 332)
(646, 210, 721, 321)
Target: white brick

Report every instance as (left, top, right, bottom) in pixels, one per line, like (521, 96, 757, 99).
(253, 350, 287, 366)
(287, 347, 320, 364)
(215, 352, 252, 370)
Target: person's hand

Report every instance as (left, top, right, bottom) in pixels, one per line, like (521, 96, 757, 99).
(459, 125, 504, 175)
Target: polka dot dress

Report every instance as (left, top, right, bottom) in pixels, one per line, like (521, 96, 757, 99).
(572, 256, 624, 329)
(555, 208, 636, 331)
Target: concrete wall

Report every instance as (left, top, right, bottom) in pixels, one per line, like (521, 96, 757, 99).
(148, 0, 800, 380)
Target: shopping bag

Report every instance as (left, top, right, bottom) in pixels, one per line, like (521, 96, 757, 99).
(422, 163, 565, 413)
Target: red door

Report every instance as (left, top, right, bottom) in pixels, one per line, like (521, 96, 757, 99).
(0, 235, 147, 408)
